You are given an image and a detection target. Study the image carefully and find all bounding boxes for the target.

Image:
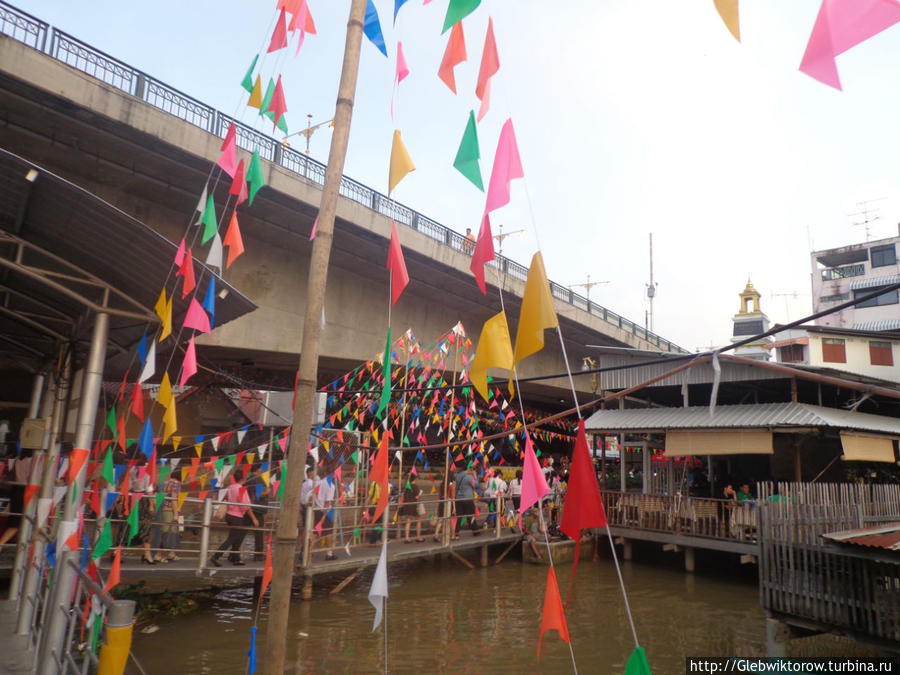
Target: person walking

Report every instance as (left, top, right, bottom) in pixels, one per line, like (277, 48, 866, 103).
(453, 466, 481, 537)
(210, 474, 257, 566)
(243, 464, 270, 561)
(399, 477, 424, 542)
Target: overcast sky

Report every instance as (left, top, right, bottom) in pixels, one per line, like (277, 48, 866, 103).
(15, 0, 900, 352)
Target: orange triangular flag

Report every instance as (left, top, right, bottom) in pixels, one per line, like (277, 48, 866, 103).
(67, 448, 90, 485)
(23, 484, 39, 508)
(223, 212, 245, 268)
(371, 432, 391, 524)
(437, 22, 467, 94)
(179, 249, 196, 298)
(260, 539, 273, 600)
(103, 546, 122, 594)
(130, 382, 145, 422)
(116, 414, 127, 451)
(537, 566, 570, 659)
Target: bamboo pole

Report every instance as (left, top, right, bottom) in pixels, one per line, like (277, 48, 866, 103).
(442, 336, 461, 546)
(264, 2, 367, 672)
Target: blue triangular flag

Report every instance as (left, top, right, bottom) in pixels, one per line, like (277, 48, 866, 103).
(46, 541, 56, 568)
(79, 533, 89, 574)
(137, 331, 148, 366)
(364, 0, 388, 56)
(203, 278, 216, 330)
(105, 491, 119, 514)
(138, 418, 154, 459)
(195, 434, 205, 444)
(247, 625, 257, 675)
(113, 465, 126, 485)
(394, 0, 409, 23)
(255, 484, 263, 499)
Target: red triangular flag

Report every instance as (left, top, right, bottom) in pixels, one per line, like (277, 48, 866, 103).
(560, 420, 607, 538)
(90, 481, 102, 516)
(130, 382, 145, 422)
(268, 8, 289, 53)
(371, 432, 391, 524)
(438, 22, 466, 94)
(67, 448, 90, 485)
(469, 213, 495, 294)
(387, 222, 409, 305)
(221, 121, 236, 153)
(23, 484, 39, 508)
(179, 249, 196, 299)
(116, 414, 127, 451)
(148, 448, 157, 487)
(217, 124, 237, 178)
(103, 546, 122, 594)
(537, 566, 570, 659)
(223, 212, 245, 268)
(229, 159, 246, 197)
(268, 75, 288, 129)
(475, 18, 500, 121)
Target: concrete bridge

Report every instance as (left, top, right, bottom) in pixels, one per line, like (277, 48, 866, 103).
(0, 3, 685, 406)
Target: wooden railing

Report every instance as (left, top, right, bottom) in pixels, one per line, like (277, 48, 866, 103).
(599, 490, 759, 543)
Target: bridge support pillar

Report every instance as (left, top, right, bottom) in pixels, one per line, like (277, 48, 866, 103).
(301, 575, 313, 601)
(684, 546, 695, 573)
(480, 545, 488, 568)
(622, 540, 632, 561)
(765, 618, 790, 658)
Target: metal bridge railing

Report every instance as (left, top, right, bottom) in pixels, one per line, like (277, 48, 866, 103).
(0, 0, 687, 354)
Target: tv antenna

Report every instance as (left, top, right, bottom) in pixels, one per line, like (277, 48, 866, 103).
(568, 274, 610, 304)
(645, 233, 658, 332)
(848, 197, 886, 242)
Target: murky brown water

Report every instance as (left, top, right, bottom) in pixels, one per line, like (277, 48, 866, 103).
(128, 550, 880, 674)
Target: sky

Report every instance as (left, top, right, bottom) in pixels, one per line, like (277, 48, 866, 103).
(13, 0, 900, 352)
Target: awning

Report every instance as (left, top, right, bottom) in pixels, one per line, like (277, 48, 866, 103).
(766, 337, 809, 350)
(840, 432, 897, 463)
(850, 275, 900, 291)
(664, 430, 773, 457)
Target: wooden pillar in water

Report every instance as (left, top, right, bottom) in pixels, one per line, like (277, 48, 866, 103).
(480, 545, 488, 568)
(301, 575, 313, 601)
(684, 546, 695, 573)
(623, 540, 632, 561)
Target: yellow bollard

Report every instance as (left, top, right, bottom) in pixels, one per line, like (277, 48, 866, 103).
(97, 599, 135, 675)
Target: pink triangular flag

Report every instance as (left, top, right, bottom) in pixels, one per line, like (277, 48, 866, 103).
(268, 75, 288, 129)
(396, 41, 410, 83)
(476, 18, 499, 121)
(469, 213, 495, 294)
(217, 124, 237, 178)
(268, 8, 289, 53)
(518, 432, 549, 530)
(180, 335, 198, 387)
(183, 298, 211, 334)
(799, 0, 900, 90)
(484, 118, 524, 214)
(387, 222, 409, 305)
(174, 238, 185, 267)
(309, 217, 318, 241)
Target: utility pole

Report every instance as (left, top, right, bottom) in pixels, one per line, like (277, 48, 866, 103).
(645, 233, 658, 332)
(264, 1, 367, 673)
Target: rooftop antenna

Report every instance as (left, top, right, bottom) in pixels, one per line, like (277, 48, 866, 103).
(568, 274, 610, 304)
(769, 290, 810, 323)
(645, 233, 658, 332)
(848, 197, 886, 242)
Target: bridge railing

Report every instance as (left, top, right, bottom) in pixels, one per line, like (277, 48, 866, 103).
(0, 0, 687, 354)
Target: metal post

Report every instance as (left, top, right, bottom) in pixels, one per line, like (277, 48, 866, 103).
(8, 451, 43, 602)
(198, 497, 212, 573)
(27, 372, 45, 418)
(265, 3, 367, 672)
(39, 311, 108, 675)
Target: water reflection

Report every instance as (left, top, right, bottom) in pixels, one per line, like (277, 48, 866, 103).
(130, 554, 878, 674)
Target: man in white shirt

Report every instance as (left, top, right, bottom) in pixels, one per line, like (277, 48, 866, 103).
(313, 474, 336, 560)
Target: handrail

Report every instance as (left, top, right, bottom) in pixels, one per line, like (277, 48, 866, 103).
(0, 0, 687, 354)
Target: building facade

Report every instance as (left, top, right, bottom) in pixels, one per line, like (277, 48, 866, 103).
(731, 280, 772, 360)
(811, 233, 900, 330)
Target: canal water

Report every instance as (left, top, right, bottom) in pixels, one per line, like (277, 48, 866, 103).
(128, 549, 878, 674)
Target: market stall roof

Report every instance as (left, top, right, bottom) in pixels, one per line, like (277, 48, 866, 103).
(0, 147, 256, 372)
(584, 401, 900, 436)
(823, 523, 900, 553)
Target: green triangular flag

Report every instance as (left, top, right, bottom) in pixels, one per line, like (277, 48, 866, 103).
(102, 449, 114, 485)
(225, 454, 237, 466)
(91, 520, 112, 561)
(155, 492, 165, 513)
(625, 647, 652, 675)
(442, 0, 481, 33)
(214, 457, 226, 474)
(351, 450, 359, 465)
(376, 327, 392, 419)
(200, 193, 217, 245)
(264, 107, 289, 134)
(405, 479, 412, 490)
(158, 464, 172, 486)
(127, 500, 140, 543)
(247, 149, 266, 205)
(277, 475, 285, 502)
(353, 526, 360, 540)
(240, 54, 259, 94)
(259, 77, 275, 118)
(453, 111, 483, 191)
(106, 407, 117, 439)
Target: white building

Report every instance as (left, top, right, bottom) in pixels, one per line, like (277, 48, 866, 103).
(769, 325, 900, 383)
(811, 233, 900, 331)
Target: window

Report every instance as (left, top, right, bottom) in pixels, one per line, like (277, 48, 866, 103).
(822, 338, 846, 363)
(778, 344, 805, 363)
(870, 341, 894, 366)
(819, 292, 850, 304)
(853, 287, 899, 308)
(870, 244, 896, 268)
(733, 320, 764, 337)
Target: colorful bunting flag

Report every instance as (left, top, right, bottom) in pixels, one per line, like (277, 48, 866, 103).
(200, 194, 218, 246)
(179, 249, 196, 299)
(267, 75, 289, 130)
(203, 279, 216, 330)
(625, 646, 653, 675)
(387, 222, 409, 306)
(247, 150, 266, 205)
(713, 0, 740, 41)
(139, 340, 156, 384)
(519, 432, 549, 529)
(394, 0, 410, 23)
(512, 251, 558, 366)
(183, 298, 212, 334)
(180, 335, 198, 387)
(368, 538, 388, 631)
(371, 432, 390, 524)
(268, 8, 289, 53)
(376, 328, 392, 419)
(206, 231, 223, 272)
(364, 0, 388, 56)
(240, 55, 259, 94)
(469, 311, 513, 401)
(438, 22, 466, 93)
(91, 520, 112, 561)
(224, 212, 245, 268)
(218, 123, 238, 178)
(388, 130, 415, 196)
(248, 75, 263, 110)
(443, 0, 481, 33)
(453, 111, 483, 190)
(537, 567, 570, 659)
(475, 17, 499, 121)
(396, 41, 410, 83)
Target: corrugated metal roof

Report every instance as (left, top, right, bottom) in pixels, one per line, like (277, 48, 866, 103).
(584, 401, 900, 434)
(850, 274, 900, 290)
(822, 523, 900, 552)
(594, 354, 776, 390)
(853, 319, 900, 331)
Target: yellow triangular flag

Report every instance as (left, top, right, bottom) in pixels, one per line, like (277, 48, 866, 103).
(158, 372, 174, 409)
(199, 473, 208, 489)
(248, 75, 263, 109)
(177, 491, 188, 511)
(388, 129, 415, 196)
(154, 289, 167, 321)
(194, 444, 203, 458)
(162, 402, 177, 443)
(156, 291, 172, 343)
(469, 311, 514, 401)
(511, 252, 559, 395)
(246, 452, 255, 465)
(713, 0, 740, 42)
(261, 470, 271, 488)
(171, 435, 182, 452)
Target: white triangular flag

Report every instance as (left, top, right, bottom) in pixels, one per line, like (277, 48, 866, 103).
(36, 497, 52, 529)
(210, 436, 221, 452)
(237, 429, 247, 445)
(139, 340, 156, 384)
(192, 184, 208, 226)
(257, 443, 267, 460)
(206, 231, 223, 271)
(368, 538, 388, 631)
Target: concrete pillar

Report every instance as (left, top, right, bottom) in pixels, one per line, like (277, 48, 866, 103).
(39, 311, 108, 674)
(766, 618, 789, 658)
(622, 540, 632, 561)
(27, 372, 45, 418)
(301, 575, 313, 601)
(684, 546, 695, 573)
